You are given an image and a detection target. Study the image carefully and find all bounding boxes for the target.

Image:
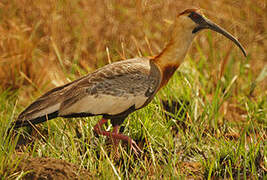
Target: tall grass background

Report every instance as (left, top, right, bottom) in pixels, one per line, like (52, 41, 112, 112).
(0, 0, 266, 179)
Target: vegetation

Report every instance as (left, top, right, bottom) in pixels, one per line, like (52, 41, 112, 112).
(0, 0, 266, 179)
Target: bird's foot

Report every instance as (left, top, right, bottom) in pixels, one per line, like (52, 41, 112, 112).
(93, 118, 143, 155)
(128, 138, 143, 155)
(111, 124, 142, 155)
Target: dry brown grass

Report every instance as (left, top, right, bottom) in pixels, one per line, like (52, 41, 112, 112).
(0, 0, 266, 100)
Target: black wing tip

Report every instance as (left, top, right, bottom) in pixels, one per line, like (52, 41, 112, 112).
(11, 111, 59, 130)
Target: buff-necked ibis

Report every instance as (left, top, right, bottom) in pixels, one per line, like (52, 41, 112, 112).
(11, 8, 246, 154)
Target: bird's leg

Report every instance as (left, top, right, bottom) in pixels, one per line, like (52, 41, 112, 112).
(112, 125, 120, 146)
(93, 118, 108, 133)
(111, 125, 120, 155)
(93, 118, 142, 155)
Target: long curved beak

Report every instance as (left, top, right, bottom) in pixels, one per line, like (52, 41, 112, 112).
(195, 17, 247, 57)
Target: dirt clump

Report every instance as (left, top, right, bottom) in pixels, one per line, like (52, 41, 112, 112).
(15, 156, 91, 180)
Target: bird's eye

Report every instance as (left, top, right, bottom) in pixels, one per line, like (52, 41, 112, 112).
(189, 12, 200, 20)
(189, 12, 204, 25)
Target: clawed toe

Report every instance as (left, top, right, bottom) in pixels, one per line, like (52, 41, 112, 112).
(129, 139, 143, 155)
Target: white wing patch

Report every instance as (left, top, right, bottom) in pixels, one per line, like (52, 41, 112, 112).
(59, 94, 148, 116)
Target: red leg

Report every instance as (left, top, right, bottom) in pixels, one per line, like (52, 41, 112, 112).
(93, 118, 142, 155)
(93, 118, 108, 132)
(112, 125, 120, 146)
(111, 125, 120, 154)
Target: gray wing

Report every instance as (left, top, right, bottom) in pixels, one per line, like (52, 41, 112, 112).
(59, 58, 161, 117)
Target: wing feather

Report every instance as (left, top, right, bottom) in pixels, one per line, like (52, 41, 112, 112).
(59, 58, 160, 116)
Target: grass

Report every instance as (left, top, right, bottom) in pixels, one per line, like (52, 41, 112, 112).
(0, 0, 266, 179)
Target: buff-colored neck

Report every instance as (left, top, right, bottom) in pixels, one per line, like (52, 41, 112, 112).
(154, 22, 195, 68)
(153, 20, 196, 88)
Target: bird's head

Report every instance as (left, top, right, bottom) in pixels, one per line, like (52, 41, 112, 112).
(176, 8, 247, 57)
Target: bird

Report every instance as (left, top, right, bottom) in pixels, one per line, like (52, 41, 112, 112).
(11, 8, 246, 154)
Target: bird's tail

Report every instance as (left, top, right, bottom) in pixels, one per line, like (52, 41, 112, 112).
(13, 85, 67, 128)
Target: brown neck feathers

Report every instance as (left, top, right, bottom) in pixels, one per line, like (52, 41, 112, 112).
(158, 64, 179, 89)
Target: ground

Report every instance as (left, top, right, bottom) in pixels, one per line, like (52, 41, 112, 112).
(14, 154, 91, 180)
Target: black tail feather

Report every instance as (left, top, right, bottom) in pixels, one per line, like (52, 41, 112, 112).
(12, 111, 59, 129)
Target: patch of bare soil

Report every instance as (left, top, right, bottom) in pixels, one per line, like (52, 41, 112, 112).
(15, 156, 91, 180)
